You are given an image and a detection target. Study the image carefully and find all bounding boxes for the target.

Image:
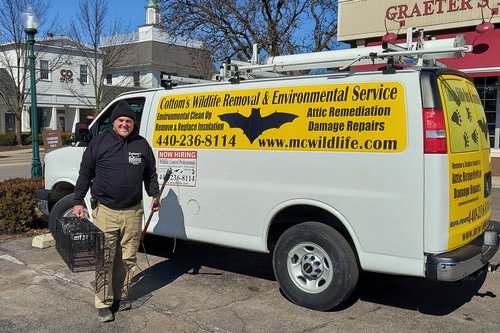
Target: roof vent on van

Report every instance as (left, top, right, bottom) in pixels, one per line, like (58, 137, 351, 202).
(423, 108, 447, 154)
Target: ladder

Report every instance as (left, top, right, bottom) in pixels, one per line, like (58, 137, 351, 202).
(161, 74, 213, 89)
(218, 28, 472, 81)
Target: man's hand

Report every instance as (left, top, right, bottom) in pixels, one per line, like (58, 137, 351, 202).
(151, 197, 161, 212)
(73, 205, 85, 218)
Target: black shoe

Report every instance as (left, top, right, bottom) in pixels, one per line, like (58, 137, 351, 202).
(113, 299, 132, 312)
(98, 307, 114, 322)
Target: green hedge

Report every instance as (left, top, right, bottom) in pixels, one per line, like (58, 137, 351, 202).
(0, 178, 47, 234)
(0, 133, 40, 146)
(61, 132, 73, 145)
(0, 132, 73, 146)
(0, 133, 17, 145)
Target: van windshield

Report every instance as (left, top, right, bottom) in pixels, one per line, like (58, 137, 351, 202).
(95, 97, 146, 136)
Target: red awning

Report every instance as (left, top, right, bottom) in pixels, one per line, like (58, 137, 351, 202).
(440, 29, 500, 77)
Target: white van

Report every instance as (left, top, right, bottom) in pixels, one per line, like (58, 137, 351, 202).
(37, 32, 499, 310)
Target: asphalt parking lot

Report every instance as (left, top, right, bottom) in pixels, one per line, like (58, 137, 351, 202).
(1, 190, 500, 333)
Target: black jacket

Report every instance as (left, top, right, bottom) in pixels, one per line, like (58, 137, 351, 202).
(74, 126, 159, 209)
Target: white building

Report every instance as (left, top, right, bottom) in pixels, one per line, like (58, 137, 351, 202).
(101, 1, 215, 92)
(0, 35, 99, 134)
(0, 0, 215, 135)
(31, 37, 99, 132)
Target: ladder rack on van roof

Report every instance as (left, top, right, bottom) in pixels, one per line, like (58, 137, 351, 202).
(217, 28, 472, 81)
(161, 75, 213, 89)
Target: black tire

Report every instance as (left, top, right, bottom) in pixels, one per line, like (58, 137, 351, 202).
(272, 222, 359, 311)
(48, 194, 87, 237)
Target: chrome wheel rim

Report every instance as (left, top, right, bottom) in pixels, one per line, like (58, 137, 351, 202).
(286, 242, 333, 294)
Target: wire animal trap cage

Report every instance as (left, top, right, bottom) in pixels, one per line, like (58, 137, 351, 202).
(55, 217, 104, 273)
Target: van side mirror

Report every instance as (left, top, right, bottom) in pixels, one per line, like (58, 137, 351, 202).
(74, 122, 90, 142)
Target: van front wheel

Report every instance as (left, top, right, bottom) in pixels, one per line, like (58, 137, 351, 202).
(272, 222, 359, 311)
(48, 194, 88, 237)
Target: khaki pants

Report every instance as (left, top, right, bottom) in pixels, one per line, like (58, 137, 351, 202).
(92, 203, 144, 309)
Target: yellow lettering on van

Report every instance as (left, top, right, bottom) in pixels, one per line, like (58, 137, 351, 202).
(153, 82, 406, 153)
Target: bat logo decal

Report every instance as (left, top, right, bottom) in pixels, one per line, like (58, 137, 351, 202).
(218, 107, 298, 143)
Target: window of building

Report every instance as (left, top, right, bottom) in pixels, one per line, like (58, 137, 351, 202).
(4, 113, 15, 133)
(133, 71, 140, 87)
(28, 106, 42, 133)
(40, 60, 49, 80)
(106, 74, 112, 85)
(80, 65, 88, 84)
(41, 108, 50, 130)
(474, 76, 498, 148)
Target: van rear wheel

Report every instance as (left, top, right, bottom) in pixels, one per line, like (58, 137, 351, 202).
(272, 222, 359, 310)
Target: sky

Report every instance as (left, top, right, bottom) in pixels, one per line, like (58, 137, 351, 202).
(45, 0, 148, 32)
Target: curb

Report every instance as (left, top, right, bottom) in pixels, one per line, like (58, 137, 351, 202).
(0, 149, 31, 155)
(0, 148, 45, 156)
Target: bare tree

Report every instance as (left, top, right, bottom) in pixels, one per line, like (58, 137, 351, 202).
(156, 0, 340, 63)
(66, 0, 135, 114)
(0, 0, 56, 145)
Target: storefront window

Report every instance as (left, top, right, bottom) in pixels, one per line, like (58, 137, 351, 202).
(57, 110, 66, 131)
(28, 106, 43, 133)
(474, 77, 498, 148)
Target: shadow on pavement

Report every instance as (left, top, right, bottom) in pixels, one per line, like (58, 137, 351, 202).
(344, 270, 492, 315)
(130, 235, 494, 314)
(128, 234, 275, 304)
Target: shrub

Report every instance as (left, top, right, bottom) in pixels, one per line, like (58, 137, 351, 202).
(21, 133, 42, 146)
(0, 133, 17, 146)
(0, 178, 47, 234)
(0, 133, 41, 146)
(61, 132, 74, 145)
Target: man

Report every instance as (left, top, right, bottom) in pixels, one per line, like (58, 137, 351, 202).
(73, 100, 160, 322)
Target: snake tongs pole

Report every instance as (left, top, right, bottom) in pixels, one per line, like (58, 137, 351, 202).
(140, 168, 172, 241)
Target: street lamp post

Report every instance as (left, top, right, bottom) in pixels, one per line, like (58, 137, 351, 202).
(22, 6, 42, 178)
